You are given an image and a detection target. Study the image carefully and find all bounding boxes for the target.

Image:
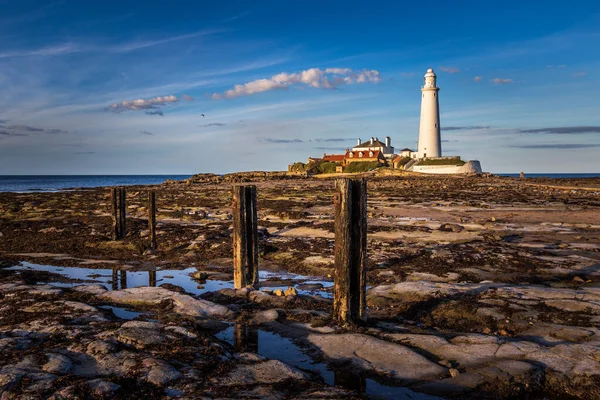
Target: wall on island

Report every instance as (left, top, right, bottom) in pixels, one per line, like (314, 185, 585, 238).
(412, 160, 483, 175)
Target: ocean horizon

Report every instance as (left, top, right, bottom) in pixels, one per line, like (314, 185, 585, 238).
(0, 173, 599, 193)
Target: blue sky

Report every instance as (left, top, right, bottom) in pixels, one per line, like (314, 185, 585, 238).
(0, 0, 599, 174)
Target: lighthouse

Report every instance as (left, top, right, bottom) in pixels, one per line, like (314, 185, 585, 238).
(417, 68, 441, 158)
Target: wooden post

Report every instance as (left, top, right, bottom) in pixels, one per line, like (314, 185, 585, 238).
(333, 178, 367, 326)
(111, 188, 119, 240)
(120, 270, 127, 289)
(111, 268, 118, 290)
(148, 270, 157, 287)
(232, 185, 258, 289)
(148, 191, 157, 250)
(119, 187, 126, 238)
(520, 171, 525, 179)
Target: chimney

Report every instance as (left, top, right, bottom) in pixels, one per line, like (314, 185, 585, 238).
(370, 137, 374, 145)
(385, 136, 391, 147)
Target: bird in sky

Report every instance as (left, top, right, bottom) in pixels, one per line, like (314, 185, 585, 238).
(201, 114, 205, 117)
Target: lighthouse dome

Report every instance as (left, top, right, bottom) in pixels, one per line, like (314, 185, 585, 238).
(425, 68, 436, 76)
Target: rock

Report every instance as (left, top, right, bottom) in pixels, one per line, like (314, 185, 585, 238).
(385, 333, 450, 351)
(249, 290, 272, 304)
(544, 299, 600, 314)
(121, 320, 164, 330)
(572, 276, 585, 283)
(117, 324, 165, 349)
(87, 379, 121, 397)
(449, 368, 460, 377)
(306, 333, 445, 379)
(273, 289, 284, 297)
(165, 326, 198, 338)
(73, 284, 108, 296)
(142, 358, 182, 386)
(296, 283, 324, 291)
(430, 343, 500, 367)
(0, 372, 23, 392)
(439, 223, 464, 232)
(101, 286, 233, 318)
(284, 287, 298, 296)
(87, 340, 117, 355)
(254, 309, 279, 324)
(216, 360, 308, 386)
(450, 334, 500, 345)
(43, 353, 73, 374)
(551, 327, 595, 342)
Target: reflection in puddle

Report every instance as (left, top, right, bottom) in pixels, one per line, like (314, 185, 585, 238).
(216, 324, 443, 400)
(99, 305, 144, 320)
(9, 262, 232, 295)
(9, 262, 333, 298)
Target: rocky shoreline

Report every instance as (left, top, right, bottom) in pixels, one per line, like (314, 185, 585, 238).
(1, 174, 600, 399)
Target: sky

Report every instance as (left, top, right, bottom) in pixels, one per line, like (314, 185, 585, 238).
(0, 0, 599, 174)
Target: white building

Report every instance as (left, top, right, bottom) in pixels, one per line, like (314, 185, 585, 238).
(353, 137, 395, 159)
(416, 68, 442, 159)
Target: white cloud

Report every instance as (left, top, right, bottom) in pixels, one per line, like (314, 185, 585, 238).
(439, 66, 460, 74)
(212, 67, 381, 99)
(106, 94, 188, 113)
(474, 76, 483, 82)
(573, 71, 587, 78)
(0, 43, 78, 59)
(490, 78, 514, 84)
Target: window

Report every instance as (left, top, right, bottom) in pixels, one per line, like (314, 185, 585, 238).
(359, 152, 363, 158)
(369, 151, 373, 157)
(349, 152, 353, 158)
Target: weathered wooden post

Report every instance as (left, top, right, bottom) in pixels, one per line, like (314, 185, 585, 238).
(148, 191, 157, 250)
(520, 171, 525, 179)
(148, 270, 157, 287)
(110, 188, 119, 240)
(111, 268, 118, 290)
(333, 178, 367, 326)
(120, 270, 127, 289)
(232, 185, 258, 289)
(119, 187, 126, 238)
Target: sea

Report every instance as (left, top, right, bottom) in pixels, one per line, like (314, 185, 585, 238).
(498, 173, 600, 179)
(0, 173, 599, 193)
(0, 175, 192, 193)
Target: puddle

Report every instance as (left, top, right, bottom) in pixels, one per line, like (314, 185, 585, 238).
(216, 324, 443, 400)
(99, 305, 145, 320)
(9, 262, 334, 298)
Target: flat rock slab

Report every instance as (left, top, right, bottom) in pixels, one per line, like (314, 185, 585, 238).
(306, 333, 446, 380)
(368, 281, 499, 302)
(215, 360, 308, 386)
(101, 286, 233, 318)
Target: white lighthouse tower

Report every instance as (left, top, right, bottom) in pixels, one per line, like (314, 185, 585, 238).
(417, 68, 441, 158)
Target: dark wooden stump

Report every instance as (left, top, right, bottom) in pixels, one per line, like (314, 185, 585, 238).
(333, 178, 367, 326)
(149, 270, 157, 287)
(120, 270, 127, 289)
(119, 187, 126, 238)
(232, 185, 258, 289)
(111, 187, 127, 240)
(148, 191, 157, 250)
(110, 188, 119, 240)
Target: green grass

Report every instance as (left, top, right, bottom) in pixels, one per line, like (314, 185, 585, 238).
(396, 157, 412, 167)
(418, 158, 466, 166)
(345, 161, 381, 173)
